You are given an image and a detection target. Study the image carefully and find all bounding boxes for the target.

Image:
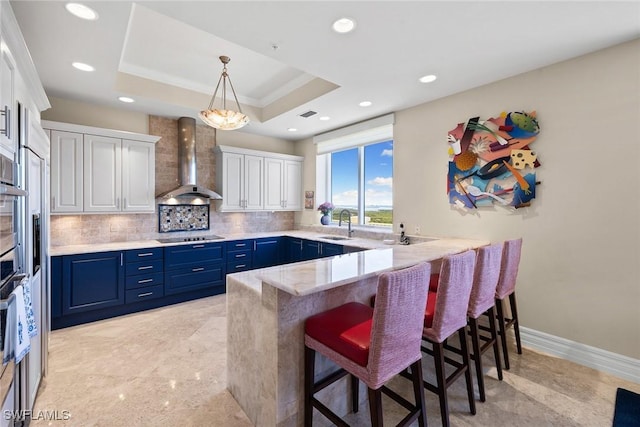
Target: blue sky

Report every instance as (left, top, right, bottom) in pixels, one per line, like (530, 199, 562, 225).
(331, 140, 393, 208)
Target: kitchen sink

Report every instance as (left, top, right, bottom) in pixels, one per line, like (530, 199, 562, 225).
(320, 236, 350, 241)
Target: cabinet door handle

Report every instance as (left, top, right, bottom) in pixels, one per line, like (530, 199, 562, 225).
(235, 264, 246, 269)
(1, 106, 10, 139)
(192, 244, 205, 249)
(116, 198, 120, 209)
(137, 253, 154, 257)
(120, 253, 123, 266)
(235, 253, 246, 258)
(137, 292, 154, 298)
(235, 243, 246, 247)
(52, 196, 56, 209)
(138, 265, 153, 270)
(124, 198, 127, 209)
(254, 241, 257, 251)
(192, 267, 205, 272)
(138, 278, 153, 284)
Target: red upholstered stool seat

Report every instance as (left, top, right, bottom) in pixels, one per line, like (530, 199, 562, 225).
(305, 302, 373, 367)
(429, 274, 440, 292)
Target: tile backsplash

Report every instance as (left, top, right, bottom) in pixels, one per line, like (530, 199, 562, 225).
(50, 210, 294, 246)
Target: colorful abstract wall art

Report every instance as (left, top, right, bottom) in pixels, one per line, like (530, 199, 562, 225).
(447, 111, 541, 209)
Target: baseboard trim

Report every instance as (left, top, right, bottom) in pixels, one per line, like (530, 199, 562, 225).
(520, 326, 640, 384)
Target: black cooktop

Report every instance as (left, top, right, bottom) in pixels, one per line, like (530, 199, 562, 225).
(156, 235, 225, 244)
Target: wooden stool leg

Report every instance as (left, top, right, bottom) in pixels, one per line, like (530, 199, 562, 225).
(495, 298, 510, 370)
(432, 342, 450, 427)
(410, 359, 428, 427)
(458, 328, 476, 415)
(367, 387, 383, 427)
(509, 292, 523, 355)
(304, 345, 315, 426)
(351, 375, 359, 413)
(469, 318, 485, 402)
(487, 306, 503, 381)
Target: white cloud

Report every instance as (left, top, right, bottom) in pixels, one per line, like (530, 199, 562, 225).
(367, 176, 392, 187)
(332, 190, 358, 206)
(381, 149, 393, 157)
(364, 189, 392, 206)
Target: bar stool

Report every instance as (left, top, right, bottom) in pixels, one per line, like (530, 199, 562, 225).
(494, 238, 523, 370)
(304, 262, 431, 427)
(421, 250, 476, 427)
(466, 243, 504, 402)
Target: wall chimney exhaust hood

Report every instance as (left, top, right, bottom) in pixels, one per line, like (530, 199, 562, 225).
(157, 117, 222, 203)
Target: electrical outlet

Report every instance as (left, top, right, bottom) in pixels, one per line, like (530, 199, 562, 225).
(414, 225, 421, 235)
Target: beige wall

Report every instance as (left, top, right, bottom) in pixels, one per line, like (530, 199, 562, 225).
(297, 39, 640, 359)
(42, 96, 149, 134)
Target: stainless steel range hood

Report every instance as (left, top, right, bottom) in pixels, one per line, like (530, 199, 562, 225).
(158, 117, 222, 202)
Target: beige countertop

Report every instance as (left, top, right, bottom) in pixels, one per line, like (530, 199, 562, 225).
(253, 237, 489, 296)
(49, 229, 405, 256)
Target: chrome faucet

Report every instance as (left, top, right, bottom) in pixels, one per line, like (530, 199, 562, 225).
(338, 209, 354, 237)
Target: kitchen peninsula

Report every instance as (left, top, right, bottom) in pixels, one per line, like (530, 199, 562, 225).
(226, 237, 489, 427)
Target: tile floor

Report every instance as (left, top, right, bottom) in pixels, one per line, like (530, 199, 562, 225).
(31, 295, 639, 426)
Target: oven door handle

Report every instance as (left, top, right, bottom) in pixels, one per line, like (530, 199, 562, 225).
(0, 184, 28, 197)
(0, 274, 29, 310)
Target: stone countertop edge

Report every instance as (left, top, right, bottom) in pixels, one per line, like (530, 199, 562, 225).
(49, 230, 411, 257)
(250, 237, 489, 297)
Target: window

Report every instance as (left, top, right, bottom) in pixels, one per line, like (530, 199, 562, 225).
(315, 113, 394, 228)
(329, 140, 393, 227)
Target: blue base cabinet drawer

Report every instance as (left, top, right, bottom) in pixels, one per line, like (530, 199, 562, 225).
(126, 272, 164, 290)
(126, 247, 163, 262)
(165, 242, 225, 269)
(125, 284, 164, 304)
(126, 259, 163, 276)
(164, 263, 225, 296)
(226, 261, 251, 274)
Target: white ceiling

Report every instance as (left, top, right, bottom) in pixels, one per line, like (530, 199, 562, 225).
(10, 1, 640, 141)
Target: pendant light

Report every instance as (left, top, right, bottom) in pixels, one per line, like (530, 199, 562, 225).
(199, 56, 249, 130)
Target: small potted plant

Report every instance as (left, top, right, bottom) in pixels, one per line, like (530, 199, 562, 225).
(317, 202, 334, 225)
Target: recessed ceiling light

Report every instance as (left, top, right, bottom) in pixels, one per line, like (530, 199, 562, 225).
(65, 3, 98, 20)
(319, 116, 330, 121)
(419, 74, 437, 83)
(72, 62, 94, 72)
(359, 101, 372, 107)
(118, 96, 135, 103)
(332, 18, 356, 34)
(287, 128, 297, 132)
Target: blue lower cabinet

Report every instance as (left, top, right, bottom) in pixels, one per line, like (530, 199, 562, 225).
(125, 284, 164, 304)
(253, 237, 283, 268)
(61, 251, 125, 315)
(287, 238, 304, 263)
(164, 263, 225, 296)
(51, 256, 62, 319)
(126, 272, 163, 290)
(322, 243, 344, 257)
(227, 260, 252, 274)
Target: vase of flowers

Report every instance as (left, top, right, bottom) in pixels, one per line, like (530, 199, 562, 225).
(317, 202, 334, 225)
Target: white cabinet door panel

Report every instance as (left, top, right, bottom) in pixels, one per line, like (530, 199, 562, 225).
(220, 152, 244, 210)
(244, 155, 263, 210)
(264, 158, 284, 210)
(284, 160, 303, 210)
(122, 139, 155, 212)
(50, 130, 83, 213)
(83, 134, 121, 212)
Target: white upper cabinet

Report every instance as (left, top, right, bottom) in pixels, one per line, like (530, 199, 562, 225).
(50, 130, 83, 212)
(122, 139, 155, 212)
(83, 134, 121, 212)
(263, 157, 284, 210)
(215, 145, 303, 212)
(284, 159, 303, 210)
(44, 121, 160, 214)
